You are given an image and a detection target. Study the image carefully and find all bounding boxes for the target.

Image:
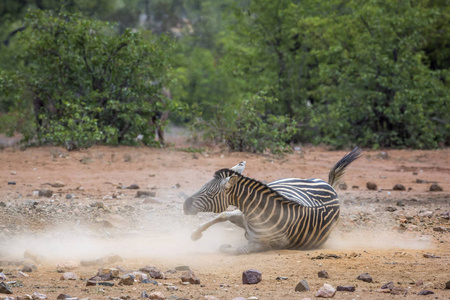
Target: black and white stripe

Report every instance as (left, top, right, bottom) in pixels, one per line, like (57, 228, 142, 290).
(184, 147, 362, 254)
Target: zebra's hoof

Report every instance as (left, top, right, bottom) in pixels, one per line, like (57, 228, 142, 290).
(191, 230, 203, 241)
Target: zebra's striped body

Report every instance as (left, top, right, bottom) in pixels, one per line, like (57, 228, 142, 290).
(184, 147, 362, 255)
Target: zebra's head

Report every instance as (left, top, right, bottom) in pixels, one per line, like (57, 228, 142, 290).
(183, 161, 246, 215)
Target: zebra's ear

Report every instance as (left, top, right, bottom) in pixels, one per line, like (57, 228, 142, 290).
(231, 161, 246, 174)
(224, 175, 239, 190)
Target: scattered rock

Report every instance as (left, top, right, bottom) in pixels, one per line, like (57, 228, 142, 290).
(396, 200, 404, 207)
(295, 279, 310, 292)
(56, 294, 72, 299)
(366, 182, 377, 190)
(60, 272, 78, 280)
(50, 181, 65, 188)
(315, 283, 336, 298)
(57, 261, 78, 272)
(433, 226, 446, 232)
(276, 276, 288, 281)
(166, 285, 178, 292)
(119, 274, 135, 285)
(98, 281, 114, 287)
(390, 287, 407, 296)
(98, 268, 120, 278)
(140, 290, 149, 298)
(318, 270, 329, 279)
(148, 291, 165, 300)
(338, 182, 347, 190)
(0, 273, 6, 280)
(140, 266, 165, 279)
(376, 288, 391, 293)
(423, 253, 441, 259)
(0, 282, 13, 294)
(181, 270, 200, 284)
(393, 184, 406, 191)
(356, 273, 373, 283)
(381, 281, 394, 290)
(38, 189, 53, 198)
(429, 183, 443, 192)
(86, 280, 97, 286)
(242, 269, 262, 284)
(7, 182, 16, 185)
(376, 151, 389, 159)
(141, 279, 158, 285)
(66, 194, 74, 200)
(32, 292, 47, 299)
(386, 206, 397, 212)
(418, 290, 434, 295)
(204, 296, 219, 300)
(336, 286, 355, 292)
(446, 280, 450, 289)
(126, 184, 140, 190)
(311, 253, 341, 259)
(136, 191, 156, 198)
(17, 271, 29, 278)
(21, 264, 36, 272)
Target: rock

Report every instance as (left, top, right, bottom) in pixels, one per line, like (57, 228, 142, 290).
(0, 282, 13, 294)
(51, 181, 65, 188)
(32, 292, 47, 299)
(366, 182, 377, 190)
(166, 285, 178, 291)
(315, 283, 336, 298)
(17, 271, 29, 278)
(56, 294, 72, 299)
(204, 296, 219, 300)
(336, 286, 355, 292)
(98, 282, 114, 287)
(57, 261, 78, 272)
(276, 276, 288, 281)
(433, 226, 446, 232)
(295, 279, 310, 292)
(141, 279, 158, 285)
(174, 265, 190, 271)
(423, 253, 440, 259)
(140, 290, 149, 298)
(22, 264, 37, 272)
(60, 272, 78, 280)
(136, 191, 156, 198)
(390, 287, 407, 296)
(66, 194, 74, 200)
(318, 270, 329, 278)
(80, 258, 104, 266)
(86, 280, 97, 286)
(181, 270, 200, 284)
(376, 288, 391, 293)
(148, 291, 165, 300)
(98, 268, 120, 278)
(377, 151, 389, 159)
(140, 266, 165, 279)
(429, 183, 443, 192)
(0, 273, 6, 280)
(38, 189, 53, 198)
(418, 290, 434, 295)
(127, 184, 140, 190)
(338, 182, 348, 190)
(7, 181, 16, 185)
(119, 273, 135, 285)
(356, 273, 373, 283)
(242, 269, 262, 284)
(386, 206, 397, 212)
(380, 281, 394, 290)
(311, 253, 341, 259)
(396, 200, 404, 207)
(393, 184, 406, 191)
(446, 280, 450, 289)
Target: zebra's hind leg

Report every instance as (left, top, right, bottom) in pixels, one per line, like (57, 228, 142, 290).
(191, 210, 245, 241)
(219, 242, 267, 255)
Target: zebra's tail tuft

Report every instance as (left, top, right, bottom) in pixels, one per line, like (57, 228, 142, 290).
(328, 147, 362, 189)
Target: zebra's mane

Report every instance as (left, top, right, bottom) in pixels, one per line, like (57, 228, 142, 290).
(213, 168, 288, 200)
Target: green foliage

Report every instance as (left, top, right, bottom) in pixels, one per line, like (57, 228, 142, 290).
(4, 10, 172, 149)
(195, 90, 297, 154)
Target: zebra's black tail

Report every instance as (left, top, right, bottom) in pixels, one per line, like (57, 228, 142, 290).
(328, 147, 362, 188)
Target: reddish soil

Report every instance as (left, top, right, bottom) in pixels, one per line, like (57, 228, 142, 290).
(0, 136, 449, 299)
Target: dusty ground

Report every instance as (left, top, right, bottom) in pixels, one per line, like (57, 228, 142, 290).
(0, 134, 449, 299)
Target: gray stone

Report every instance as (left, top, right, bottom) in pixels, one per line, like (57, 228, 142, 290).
(295, 279, 310, 292)
(393, 184, 406, 191)
(127, 184, 140, 190)
(32, 292, 47, 299)
(38, 189, 53, 198)
(318, 270, 329, 278)
(336, 286, 355, 292)
(0, 282, 13, 294)
(356, 273, 373, 283)
(242, 269, 261, 284)
(315, 283, 336, 298)
(366, 182, 377, 190)
(22, 264, 36, 272)
(417, 290, 434, 295)
(430, 183, 443, 192)
(136, 191, 156, 198)
(181, 270, 200, 284)
(119, 273, 135, 285)
(276, 276, 288, 281)
(390, 287, 407, 296)
(386, 206, 397, 212)
(380, 281, 394, 290)
(60, 272, 78, 280)
(98, 282, 114, 287)
(57, 294, 72, 299)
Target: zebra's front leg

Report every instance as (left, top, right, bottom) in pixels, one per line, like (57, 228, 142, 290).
(191, 210, 245, 241)
(219, 242, 268, 255)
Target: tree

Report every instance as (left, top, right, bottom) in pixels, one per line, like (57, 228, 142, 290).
(3, 10, 172, 149)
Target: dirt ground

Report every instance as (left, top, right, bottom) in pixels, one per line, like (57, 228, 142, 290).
(0, 133, 449, 300)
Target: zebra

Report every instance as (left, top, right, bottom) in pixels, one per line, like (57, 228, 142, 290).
(183, 147, 362, 255)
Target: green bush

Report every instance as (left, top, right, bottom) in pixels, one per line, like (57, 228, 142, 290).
(195, 91, 297, 154)
(4, 10, 172, 150)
